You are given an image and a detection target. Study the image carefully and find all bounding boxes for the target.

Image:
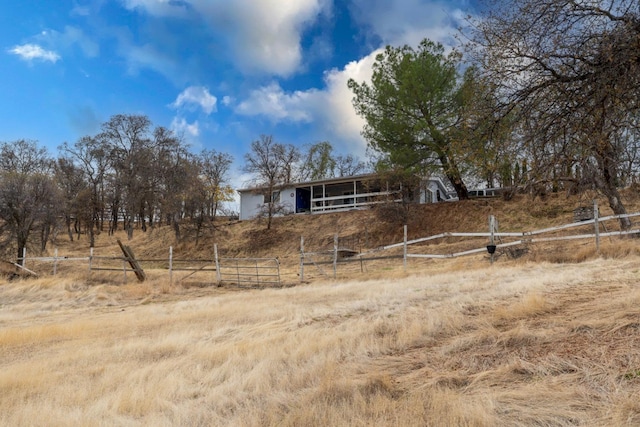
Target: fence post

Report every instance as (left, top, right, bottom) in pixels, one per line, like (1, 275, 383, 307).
(489, 215, 496, 264)
(20, 247, 26, 268)
(300, 236, 304, 283)
(89, 247, 93, 276)
(333, 234, 338, 279)
(53, 248, 58, 275)
(594, 200, 600, 253)
(255, 259, 260, 285)
(214, 244, 221, 284)
(169, 246, 173, 285)
(403, 225, 408, 272)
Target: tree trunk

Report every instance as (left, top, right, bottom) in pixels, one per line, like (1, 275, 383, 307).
(438, 153, 469, 200)
(16, 235, 27, 266)
(267, 204, 273, 230)
(596, 138, 631, 230)
(66, 216, 74, 242)
(89, 225, 95, 248)
(603, 186, 631, 230)
(172, 212, 181, 240)
(40, 225, 50, 252)
(127, 214, 134, 240)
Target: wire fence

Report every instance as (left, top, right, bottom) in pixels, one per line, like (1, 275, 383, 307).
(17, 245, 281, 287)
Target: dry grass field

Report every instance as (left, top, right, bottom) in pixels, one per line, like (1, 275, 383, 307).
(2, 192, 640, 426)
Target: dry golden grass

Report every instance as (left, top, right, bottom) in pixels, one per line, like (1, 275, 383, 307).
(2, 255, 640, 425)
(3, 191, 640, 425)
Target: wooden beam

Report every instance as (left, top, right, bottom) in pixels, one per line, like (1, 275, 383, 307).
(116, 239, 146, 282)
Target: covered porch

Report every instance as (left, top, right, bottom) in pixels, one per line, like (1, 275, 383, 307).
(295, 175, 402, 214)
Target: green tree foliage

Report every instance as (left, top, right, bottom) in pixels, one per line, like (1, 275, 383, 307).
(348, 39, 470, 199)
(298, 141, 368, 181)
(299, 141, 337, 181)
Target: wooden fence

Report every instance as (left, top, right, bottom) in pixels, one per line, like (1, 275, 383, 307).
(14, 203, 640, 285)
(300, 203, 640, 280)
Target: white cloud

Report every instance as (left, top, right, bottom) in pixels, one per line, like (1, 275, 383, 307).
(233, 51, 379, 156)
(118, 38, 183, 83)
(39, 26, 99, 58)
(229, 0, 472, 155)
(235, 82, 316, 123)
(172, 86, 217, 114)
(349, 0, 468, 48)
(122, 0, 331, 76)
(316, 53, 379, 154)
(8, 44, 61, 63)
(121, 0, 190, 17)
(205, 0, 329, 76)
(171, 117, 200, 137)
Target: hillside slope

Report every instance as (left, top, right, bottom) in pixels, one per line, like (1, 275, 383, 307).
(42, 190, 640, 284)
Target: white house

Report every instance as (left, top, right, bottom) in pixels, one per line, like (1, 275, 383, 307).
(237, 174, 455, 221)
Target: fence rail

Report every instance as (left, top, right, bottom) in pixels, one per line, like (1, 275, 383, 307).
(17, 244, 280, 287)
(300, 202, 640, 280)
(13, 202, 640, 285)
(215, 252, 281, 286)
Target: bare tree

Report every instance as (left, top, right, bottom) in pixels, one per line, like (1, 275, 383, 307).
(469, 0, 640, 228)
(197, 149, 233, 220)
(54, 157, 89, 242)
(0, 139, 51, 174)
(298, 141, 337, 181)
(335, 153, 368, 177)
(243, 135, 300, 229)
(58, 137, 109, 247)
(0, 140, 58, 263)
(100, 114, 154, 239)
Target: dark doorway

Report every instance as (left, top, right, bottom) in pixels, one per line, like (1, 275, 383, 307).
(296, 188, 311, 213)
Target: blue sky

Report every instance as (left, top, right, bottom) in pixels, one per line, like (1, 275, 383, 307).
(1, 0, 477, 189)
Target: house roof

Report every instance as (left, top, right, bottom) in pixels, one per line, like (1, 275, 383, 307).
(237, 173, 449, 193)
(237, 173, 379, 193)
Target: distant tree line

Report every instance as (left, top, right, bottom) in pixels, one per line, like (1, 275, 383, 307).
(0, 115, 235, 263)
(0, 115, 368, 261)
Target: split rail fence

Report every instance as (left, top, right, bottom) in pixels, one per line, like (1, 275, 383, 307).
(300, 202, 640, 281)
(13, 202, 640, 285)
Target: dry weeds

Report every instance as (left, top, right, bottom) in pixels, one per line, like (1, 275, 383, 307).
(1, 255, 640, 426)
(2, 192, 640, 425)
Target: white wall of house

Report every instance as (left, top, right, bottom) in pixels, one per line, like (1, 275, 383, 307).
(238, 186, 297, 220)
(279, 186, 297, 214)
(239, 192, 264, 220)
(419, 177, 454, 203)
(239, 177, 455, 221)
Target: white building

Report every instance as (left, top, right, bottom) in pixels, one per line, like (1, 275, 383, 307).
(237, 174, 455, 221)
